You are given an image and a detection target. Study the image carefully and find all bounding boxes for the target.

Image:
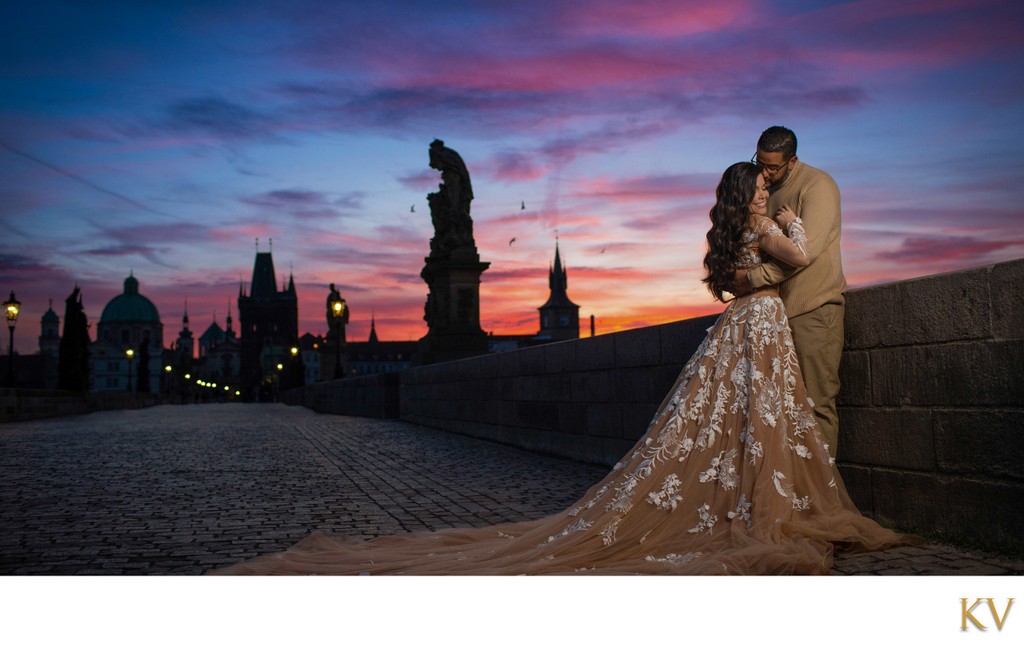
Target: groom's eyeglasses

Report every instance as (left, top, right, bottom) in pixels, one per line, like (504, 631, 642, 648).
(751, 154, 792, 173)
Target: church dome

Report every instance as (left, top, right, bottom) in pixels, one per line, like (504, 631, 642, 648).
(100, 274, 161, 324)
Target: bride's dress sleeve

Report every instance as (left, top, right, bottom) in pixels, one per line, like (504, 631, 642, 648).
(758, 217, 810, 268)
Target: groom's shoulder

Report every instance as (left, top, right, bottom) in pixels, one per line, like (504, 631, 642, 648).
(796, 160, 839, 191)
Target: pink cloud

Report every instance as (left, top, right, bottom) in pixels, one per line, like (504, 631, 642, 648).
(573, 174, 716, 204)
(397, 170, 440, 192)
(782, 0, 1024, 75)
(480, 151, 551, 183)
(541, 0, 755, 38)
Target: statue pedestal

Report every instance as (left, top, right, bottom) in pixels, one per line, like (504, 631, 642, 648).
(417, 255, 490, 365)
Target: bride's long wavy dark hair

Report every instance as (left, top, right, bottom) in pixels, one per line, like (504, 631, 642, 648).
(703, 162, 762, 302)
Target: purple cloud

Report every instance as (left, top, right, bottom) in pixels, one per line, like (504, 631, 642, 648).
(875, 235, 1024, 264)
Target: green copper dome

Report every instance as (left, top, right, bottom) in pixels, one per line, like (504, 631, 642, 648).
(100, 274, 161, 324)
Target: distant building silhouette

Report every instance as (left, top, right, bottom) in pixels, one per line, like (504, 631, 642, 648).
(89, 274, 163, 393)
(174, 304, 194, 361)
(238, 249, 298, 400)
(343, 315, 416, 376)
(164, 304, 196, 401)
(485, 241, 582, 352)
(298, 333, 324, 386)
(194, 308, 241, 394)
(537, 241, 580, 342)
(0, 299, 61, 389)
(38, 300, 60, 389)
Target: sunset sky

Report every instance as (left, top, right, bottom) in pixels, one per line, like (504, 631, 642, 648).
(2, 0, 1022, 354)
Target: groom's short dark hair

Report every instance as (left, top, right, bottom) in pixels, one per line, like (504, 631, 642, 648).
(758, 126, 797, 158)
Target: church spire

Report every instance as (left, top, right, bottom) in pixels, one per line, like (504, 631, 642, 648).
(538, 239, 580, 342)
(547, 240, 570, 303)
(369, 311, 379, 344)
(226, 301, 234, 338)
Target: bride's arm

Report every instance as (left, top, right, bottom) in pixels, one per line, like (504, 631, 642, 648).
(758, 212, 810, 268)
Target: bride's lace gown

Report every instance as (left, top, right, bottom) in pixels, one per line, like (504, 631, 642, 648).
(219, 218, 909, 575)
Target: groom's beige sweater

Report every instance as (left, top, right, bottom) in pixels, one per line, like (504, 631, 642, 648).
(748, 160, 846, 318)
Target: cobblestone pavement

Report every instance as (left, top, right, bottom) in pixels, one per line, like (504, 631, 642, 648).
(1, 403, 1021, 576)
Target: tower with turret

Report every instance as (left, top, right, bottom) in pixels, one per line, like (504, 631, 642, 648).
(238, 247, 298, 398)
(537, 241, 580, 342)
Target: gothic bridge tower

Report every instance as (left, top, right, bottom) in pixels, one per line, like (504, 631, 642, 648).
(238, 246, 298, 399)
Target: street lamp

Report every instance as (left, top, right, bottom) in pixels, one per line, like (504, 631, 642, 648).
(290, 345, 300, 387)
(4, 291, 20, 387)
(164, 365, 172, 398)
(332, 298, 346, 379)
(125, 348, 135, 393)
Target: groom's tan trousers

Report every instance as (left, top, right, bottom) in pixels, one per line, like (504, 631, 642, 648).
(788, 303, 844, 458)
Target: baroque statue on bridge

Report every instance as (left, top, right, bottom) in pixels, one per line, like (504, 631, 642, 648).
(417, 139, 490, 365)
(427, 138, 477, 260)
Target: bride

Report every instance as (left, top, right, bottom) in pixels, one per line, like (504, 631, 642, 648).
(217, 162, 913, 575)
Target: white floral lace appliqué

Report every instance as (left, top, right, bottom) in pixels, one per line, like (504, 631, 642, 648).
(647, 474, 684, 511)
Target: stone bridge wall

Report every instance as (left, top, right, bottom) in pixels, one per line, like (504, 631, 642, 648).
(0, 389, 158, 422)
(397, 258, 1024, 552)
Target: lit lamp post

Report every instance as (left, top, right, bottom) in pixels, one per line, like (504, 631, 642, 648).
(290, 345, 300, 388)
(332, 298, 346, 379)
(4, 291, 20, 387)
(275, 361, 284, 401)
(125, 348, 135, 393)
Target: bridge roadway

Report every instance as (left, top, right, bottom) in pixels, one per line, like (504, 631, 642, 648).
(1, 403, 1020, 576)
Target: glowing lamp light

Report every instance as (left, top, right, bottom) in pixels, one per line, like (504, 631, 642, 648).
(4, 291, 21, 386)
(3, 291, 20, 328)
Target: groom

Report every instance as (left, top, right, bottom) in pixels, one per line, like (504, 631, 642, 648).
(733, 126, 845, 458)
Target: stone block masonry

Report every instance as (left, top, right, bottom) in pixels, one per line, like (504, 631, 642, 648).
(399, 313, 719, 466)
(281, 372, 400, 418)
(837, 258, 1023, 553)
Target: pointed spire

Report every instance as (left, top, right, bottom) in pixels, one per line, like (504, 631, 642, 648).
(549, 239, 567, 294)
(183, 298, 189, 325)
(539, 238, 578, 311)
(553, 239, 564, 275)
(369, 310, 379, 344)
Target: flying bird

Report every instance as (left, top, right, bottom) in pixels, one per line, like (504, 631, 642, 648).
(410, 205, 415, 213)
(508, 237, 517, 246)
(521, 201, 525, 210)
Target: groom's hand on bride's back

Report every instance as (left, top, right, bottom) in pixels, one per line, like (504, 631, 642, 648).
(729, 269, 754, 298)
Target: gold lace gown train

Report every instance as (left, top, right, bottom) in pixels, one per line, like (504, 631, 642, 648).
(217, 288, 911, 575)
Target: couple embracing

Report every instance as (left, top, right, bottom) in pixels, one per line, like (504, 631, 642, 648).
(219, 126, 916, 575)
